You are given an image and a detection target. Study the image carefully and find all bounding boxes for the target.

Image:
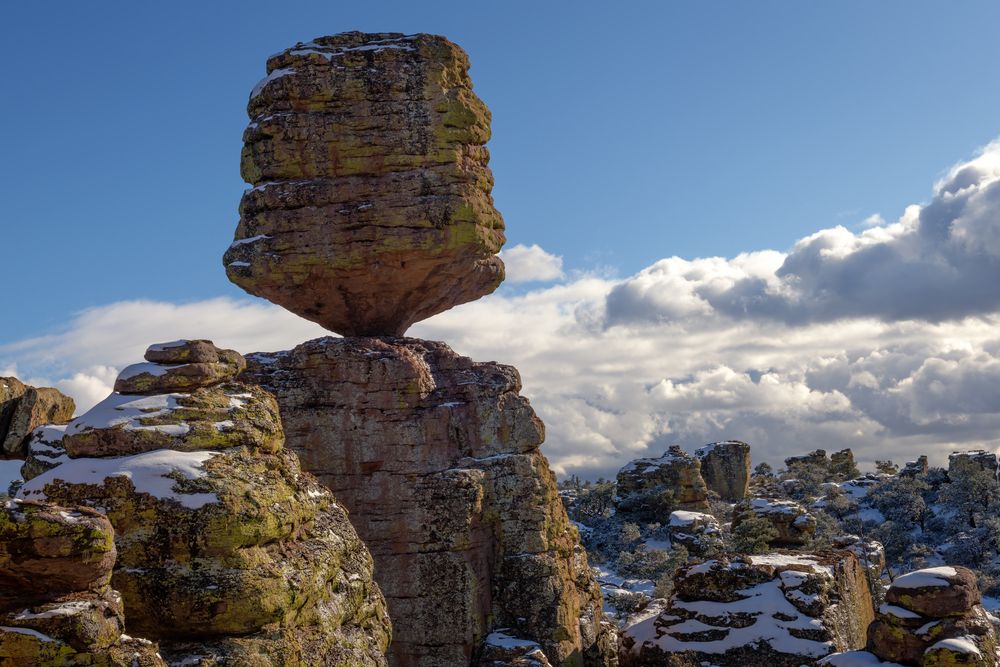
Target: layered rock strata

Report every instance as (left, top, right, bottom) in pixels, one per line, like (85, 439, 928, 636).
(0, 377, 74, 458)
(0, 499, 165, 666)
(822, 566, 999, 666)
(244, 337, 616, 667)
(224, 32, 506, 337)
(615, 446, 709, 520)
(622, 551, 875, 666)
(695, 440, 751, 501)
(17, 340, 391, 666)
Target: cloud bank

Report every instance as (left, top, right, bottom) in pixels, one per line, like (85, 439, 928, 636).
(3, 141, 1000, 480)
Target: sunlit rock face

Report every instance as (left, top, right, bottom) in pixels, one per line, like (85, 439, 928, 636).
(224, 32, 506, 337)
(622, 551, 875, 667)
(244, 337, 617, 667)
(16, 341, 391, 666)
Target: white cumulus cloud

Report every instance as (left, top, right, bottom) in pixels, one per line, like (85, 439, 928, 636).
(498, 244, 565, 283)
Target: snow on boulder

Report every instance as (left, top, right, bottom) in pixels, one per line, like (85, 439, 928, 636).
(732, 497, 817, 547)
(667, 510, 722, 556)
(621, 550, 875, 667)
(477, 630, 553, 666)
(617, 445, 709, 519)
(886, 566, 980, 617)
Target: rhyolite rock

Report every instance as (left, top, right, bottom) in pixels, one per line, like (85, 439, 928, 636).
(732, 497, 817, 547)
(823, 565, 999, 666)
(622, 551, 875, 666)
(16, 343, 391, 666)
(224, 32, 506, 337)
(667, 510, 723, 556)
(243, 337, 616, 667)
(695, 440, 751, 501)
(0, 377, 74, 458)
(616, 446, 709, 519)
(0, 499, 166, 666)
(114, 339, 246, 395)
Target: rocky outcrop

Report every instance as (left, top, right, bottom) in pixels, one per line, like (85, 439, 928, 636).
(785, 449, 858, 481)
(947, 450, 998, 480)
(224, 32, 506, 337)
(732, 498, 817, 547)
(622, 551, 875, 666)
(0, 377, 74, 458)
(478, 631, 555, 667)
(667, 510, 722, 556)
(830, 449, 860, 480)
(695, 440, 751, 501)
(0, 499, 165, 666)
(822, 566, 999, 666)
(16, 341, 391, 666)
(616, 446, 709, 520)
(900, 456, 929, 478)
(244, 338, 615, 667)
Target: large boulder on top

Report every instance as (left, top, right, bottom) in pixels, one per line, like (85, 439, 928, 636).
(616, 445, 709, 519)
(243, 337, 617, 667)
(16, 341, 391, 666)
(224, 32, 506, 337)
(622, 551, 875, 666)
(884, 566, 979, 618)
(695, 440, 751, 500)
(0, 377, 74, 458)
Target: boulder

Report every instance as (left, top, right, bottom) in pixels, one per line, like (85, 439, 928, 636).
(243, 337, 616, 667)
(884, 567, 979, 618)
(0, 378, 74, 458)
(16, 344, 391, 666)
(224, 32, 506, 337)
(477, 631, 555, 667)
(113, 340, 246, 395)
(0, 499, 166, 666)
(732, 498, 817, 547)
(695, 440, 751, 501)
(616, 446, 709, 520)
(622, 550, 875, 666)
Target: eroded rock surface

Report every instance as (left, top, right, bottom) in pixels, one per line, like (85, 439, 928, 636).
(622, 551, 875, 667)
(224, 32, 506, 337)
(244, 337, 616, 667)
(732, 498, 817, 547)
(695, 440, 750, 501)
(616, 446, 709, 520)
(16, 341, 391, 666)
(0, 499, 165, 666)
(0, 377, 74, 458)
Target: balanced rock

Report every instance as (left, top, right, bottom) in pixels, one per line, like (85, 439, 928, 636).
(695, 440, 751, 500)
(824, 566, 999, 666)
(224, 32, 506, 336)
(0, 377, 74, 458)
(732, 497, 817, 547)
(17, 343, 391, 666)
(616, 446, 709, 519)
(114, 339, 246, 395)
(623, 551, 875, 666)
(243, 337, 616, 667)
(0, 499, 165, 666)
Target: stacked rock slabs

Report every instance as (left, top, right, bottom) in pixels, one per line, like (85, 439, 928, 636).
(17, 340, 391, 666)
(225, 32, 506, 337)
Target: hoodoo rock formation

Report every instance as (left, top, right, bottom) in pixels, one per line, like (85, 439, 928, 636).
(695, 440, 751, 501)
(0, 378, 74, 459)
(15, 341, 391, 666)
(231, 32, 616, 667)
(224, 31, 506, 337)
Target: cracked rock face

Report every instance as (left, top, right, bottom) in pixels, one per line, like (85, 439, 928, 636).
(224, 32, 506, 337)
(0, 377, 74, 459)
(244, 337, 617, 667)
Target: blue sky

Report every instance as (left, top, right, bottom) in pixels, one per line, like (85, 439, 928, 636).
(5, 1, 1000, 342)
(4, 1, 1000, 478)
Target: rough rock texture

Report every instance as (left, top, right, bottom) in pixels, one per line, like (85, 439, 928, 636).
(616, 446, 709, 520)
(732, 498, 817, 547)
(824, 566, 999, 666)
(947, 450, 999, 480)
(622, 551, 875, 666)
(829, 449, 860, 479)
(477, 631, 555, 667)
(243, 337, 616, 667)
(900, 456, 929, 478)
(0, 377, 75, 458)
(114, 340, 246, 395)
(695, 441, 750, 501)
(224, 32, 506, 337)
(785, 449, 830, 469)
(0, 499, 166, 666)
(16, 343, 391, 666)
(667, 510, 723, 557)
(832, 534, 886, 580)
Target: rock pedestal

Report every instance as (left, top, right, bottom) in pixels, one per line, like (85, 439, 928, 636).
(244, 337, 616, 667)
(695, 440, 751, 501)
(224, 32, 506, 337)
(622, 551, 875, 666)
(17, 341, 391, 666)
